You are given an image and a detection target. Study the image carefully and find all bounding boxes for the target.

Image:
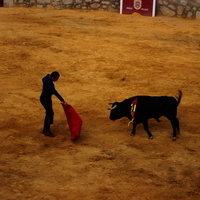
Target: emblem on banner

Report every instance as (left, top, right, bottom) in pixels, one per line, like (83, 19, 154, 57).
(133, 0, 142, 10)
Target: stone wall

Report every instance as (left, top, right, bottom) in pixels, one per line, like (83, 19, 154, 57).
(3, 0, 200, 19)
(157, 0, 200, 19)
(11, 0, 120, 11)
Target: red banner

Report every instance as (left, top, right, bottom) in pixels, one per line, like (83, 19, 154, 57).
(61, 104, 82, 141)
(120, 0, 156, 17)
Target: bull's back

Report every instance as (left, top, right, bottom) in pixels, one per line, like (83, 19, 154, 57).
(135, 96, 178, 122)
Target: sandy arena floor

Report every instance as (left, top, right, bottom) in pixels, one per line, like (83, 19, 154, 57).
(0, 7, 200, 200)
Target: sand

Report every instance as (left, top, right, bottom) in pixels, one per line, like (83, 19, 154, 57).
(0, 7, 200, 199)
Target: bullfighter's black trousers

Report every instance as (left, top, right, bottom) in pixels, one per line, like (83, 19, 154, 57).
(40, 92, 54, 125)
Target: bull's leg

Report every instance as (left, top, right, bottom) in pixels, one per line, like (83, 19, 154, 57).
(143, 120, 153, 139)
(170, 118, 177, 141)
(130, 121, 137, 136)
(176, 118, 180, 134)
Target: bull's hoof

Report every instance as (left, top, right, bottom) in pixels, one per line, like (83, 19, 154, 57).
(172, 137, 177, 141)
(130, 133, 135, 136)
(149, 136, 153, 139)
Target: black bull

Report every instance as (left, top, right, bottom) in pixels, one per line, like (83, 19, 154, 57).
(108, 90, 182, 140)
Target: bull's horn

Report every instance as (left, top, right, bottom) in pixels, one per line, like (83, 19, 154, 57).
(107, 105, 117, 110)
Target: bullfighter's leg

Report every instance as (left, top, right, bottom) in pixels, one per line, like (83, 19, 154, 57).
(130, 121, 137, 136)
(40, 97, 55, 137)
(143, 120, 153, 139)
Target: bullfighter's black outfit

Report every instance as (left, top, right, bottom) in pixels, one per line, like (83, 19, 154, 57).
(40, 74, 64, 136)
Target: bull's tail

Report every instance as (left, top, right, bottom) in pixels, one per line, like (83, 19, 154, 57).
(174, 90, 182, 106)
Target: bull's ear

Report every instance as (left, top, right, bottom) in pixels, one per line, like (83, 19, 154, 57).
(108, 103, 114, 105)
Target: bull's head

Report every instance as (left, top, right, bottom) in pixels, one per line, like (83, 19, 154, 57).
(107, 103, 117, 110)
(107, 102, 123, 121)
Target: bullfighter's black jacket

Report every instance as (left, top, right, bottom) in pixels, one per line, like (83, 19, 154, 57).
(41, 74, 64, 102)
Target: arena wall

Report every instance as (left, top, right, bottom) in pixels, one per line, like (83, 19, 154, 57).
(2, 0, 200, 19)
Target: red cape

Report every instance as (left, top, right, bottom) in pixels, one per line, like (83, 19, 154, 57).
(61, 103, 82, 141)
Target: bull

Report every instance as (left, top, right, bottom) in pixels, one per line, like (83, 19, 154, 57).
(108, 90, 182, 140)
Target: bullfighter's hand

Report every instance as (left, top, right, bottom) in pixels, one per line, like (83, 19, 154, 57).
(61, 101, 68, 105)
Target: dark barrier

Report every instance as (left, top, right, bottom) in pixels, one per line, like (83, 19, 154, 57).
(0, 0, 4, 7)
